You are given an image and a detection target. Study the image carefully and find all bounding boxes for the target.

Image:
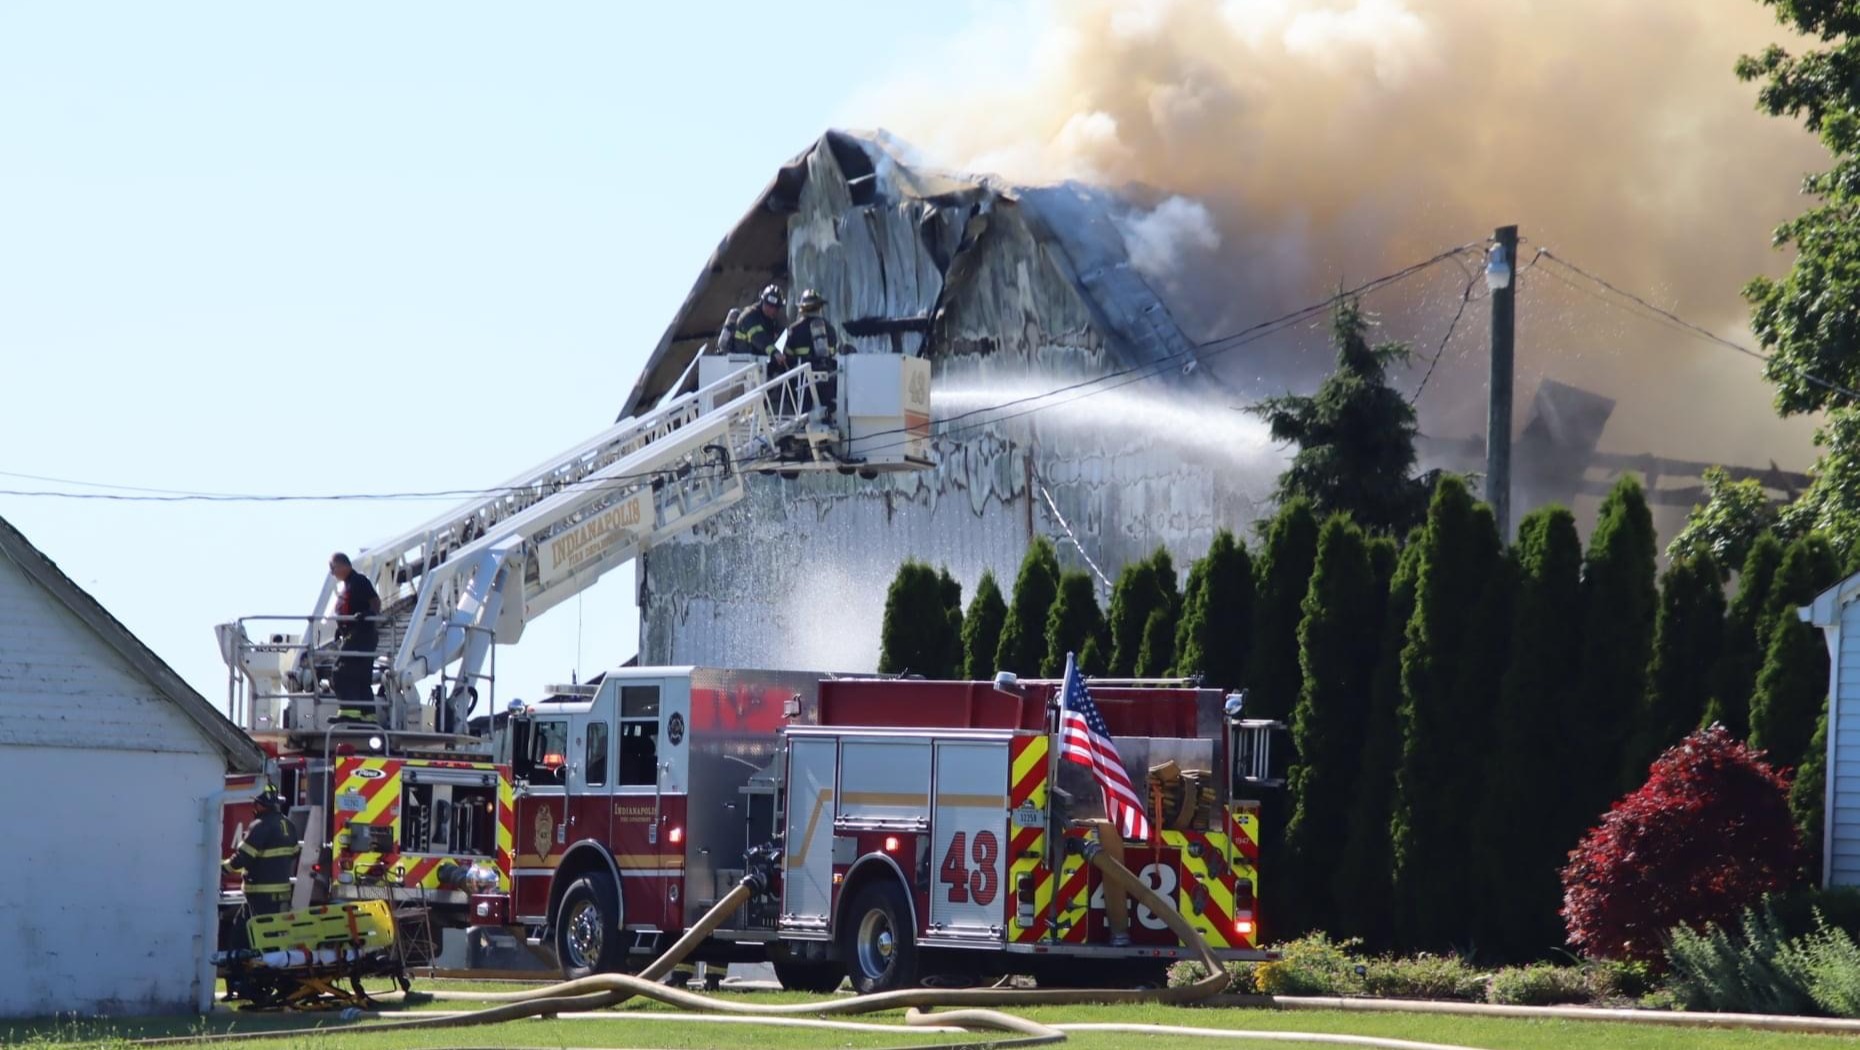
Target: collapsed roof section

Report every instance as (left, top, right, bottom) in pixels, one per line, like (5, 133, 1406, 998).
(617, 129, 1208, 419)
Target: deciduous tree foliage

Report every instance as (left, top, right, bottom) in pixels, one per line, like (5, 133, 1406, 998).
(1629, 552, 1726, 782)
(1044, 570, 1108, 678)
(1570, 476, 1659, 813)
(1740, 7, 1860, 564)
(1282, 516, 1381, 937)
(996, 538, 1060, 676)
(1391, 475, 1505, 950)
(961, 570, 1008, 680)
(1473, 506, 1585, 961)
(1174, 529, 1254, 688)
(1707, 532, 1784, 737)
(1249, 498, 1320, 723)
(1332, 531, 1422, 952)
(1668, 467, 1778, 579)
(1252, 298, 1428, 535)
(1562, 727, 1802, 962)
(878, 561, 960, 678)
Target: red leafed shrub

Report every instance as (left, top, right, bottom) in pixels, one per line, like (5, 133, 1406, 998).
(1562, 726, 1802, 962)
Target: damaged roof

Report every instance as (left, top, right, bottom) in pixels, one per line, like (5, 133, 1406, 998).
(617, 129, 1208, 419)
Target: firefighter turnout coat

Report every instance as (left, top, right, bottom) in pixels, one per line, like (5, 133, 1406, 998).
(226, 810, 301, 912)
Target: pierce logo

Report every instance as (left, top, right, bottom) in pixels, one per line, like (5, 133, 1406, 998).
(354, 768, 386, 780)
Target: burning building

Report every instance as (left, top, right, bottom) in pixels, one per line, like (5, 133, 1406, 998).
(619, 130, 1285, 671)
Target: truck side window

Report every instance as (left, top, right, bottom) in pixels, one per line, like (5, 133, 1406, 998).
(586, 722, 609, 787)
(514, 718, 569, 787)
(619, 686, 660, 787)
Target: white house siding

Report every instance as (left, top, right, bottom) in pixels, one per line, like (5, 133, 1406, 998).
(0, 549, 225, 1017)
(0, 745, 221, 1017)
(1831, 599, 1860, 886)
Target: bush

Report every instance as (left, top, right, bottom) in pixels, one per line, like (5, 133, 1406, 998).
(1780, 917, 1860, 1017)
(1585, 958, 1656, 1002)
(1487, 963, 1591, 1006)
(1165, 959, 1256, 994)
(1768, 886, 1860, 941)
(1252, 934, 1365, 997)
(1664, 905, 1816, 1015)
(1562, 726, 1803, 962)
(1359, 954, 1482, 1001)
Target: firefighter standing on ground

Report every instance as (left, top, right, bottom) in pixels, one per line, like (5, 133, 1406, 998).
(328, 552, 380, 723)
(784, 289, 845, 419)
(225, 786, 301, 916)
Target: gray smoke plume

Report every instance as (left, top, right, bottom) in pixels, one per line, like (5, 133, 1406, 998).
(853, 0, 1827, 471)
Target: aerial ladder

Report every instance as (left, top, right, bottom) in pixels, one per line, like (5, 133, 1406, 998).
(217, 354, 932, 742)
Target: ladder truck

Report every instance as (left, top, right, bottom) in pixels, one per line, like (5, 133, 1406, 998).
(213, 355, 932, 950)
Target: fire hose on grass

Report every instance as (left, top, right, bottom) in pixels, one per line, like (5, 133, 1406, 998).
(140, 841, 1492, 1050)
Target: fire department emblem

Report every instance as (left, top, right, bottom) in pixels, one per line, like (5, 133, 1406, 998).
(533, 807, 555, 859)
(667, 712, 685, 746)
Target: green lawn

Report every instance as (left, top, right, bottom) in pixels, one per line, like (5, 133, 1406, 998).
(8, 984, 1860, 1050)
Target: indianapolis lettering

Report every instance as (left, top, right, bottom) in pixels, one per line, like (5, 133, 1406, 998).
(548, 499, 644, 573)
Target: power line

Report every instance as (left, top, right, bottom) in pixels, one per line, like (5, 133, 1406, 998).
(1, 241, 1486, 504)
(1534, 249, 1860, 403)
(1410, 257, 1484, 406)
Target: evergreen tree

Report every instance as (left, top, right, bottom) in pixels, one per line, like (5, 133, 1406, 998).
(961, 570, 1008, 680)
(1333, 529, 1421, 951)
(1628, 552, 1726, 782)
(1390, 475, 1505, 950)
(996, 538, 1060, 676)
(1249, 498, 1321, 722)
(1707, 532, 1784, 737)
(1750, 609, 1829, 773)
(1281, 516, 1380, 936)
(1107, 549, 1181, 677)
(878, 561, 959, 677)
(1136, 607, 1176, 678)
(1793, 701, 1830, 883)
(1174, 529, 1254, 688)
(1472, 506, 1584, 960)
(1569, 475, 1658, 822)
(938, 568, 965, 678)
(1252, 298, 1428, 535)
(1043, 571, 1107, 678)
(1763, 534, 1841, 643)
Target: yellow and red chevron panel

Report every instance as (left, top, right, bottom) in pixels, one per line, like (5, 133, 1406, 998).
(333, 756, 404, 879)
(1161, 828, 1247, 949)
(494, 768, 515, 891)
(1227, 802, 1260, 947)
(1053, 852, 1091, 943)
(1006, 732, 1052, 942)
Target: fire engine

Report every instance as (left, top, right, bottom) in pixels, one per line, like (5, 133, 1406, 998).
(477, 667, 1282, 991)
(213, 355, 931, 952)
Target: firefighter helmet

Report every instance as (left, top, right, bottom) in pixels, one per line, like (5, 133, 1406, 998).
(760, 284, 785, 309)
(798, 289, 826, 314)
(254, 785, 284, 812)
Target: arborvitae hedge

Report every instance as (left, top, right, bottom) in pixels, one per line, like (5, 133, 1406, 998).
(1569, 476, 1659, 818)
(1708, 532, 1783, 737)
(1281, 515, 1381, 936)
(878, 561, 959, 677)
(1250, 498, 1320, 722)
(1630, 552, 1725, 781)
(1175, 529, 1254, 688)
(961, 570, 1008, 680)
(996, 538, 1060, 676)
(1044, 570, 1107, 678)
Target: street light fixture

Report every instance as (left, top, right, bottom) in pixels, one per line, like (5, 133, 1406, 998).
(1485, 243, 1512, 291)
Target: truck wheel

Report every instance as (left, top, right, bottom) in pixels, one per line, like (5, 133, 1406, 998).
(769, 944, 844, 993)
(839, 879, 917, 994)
(555, 874, 623, 978)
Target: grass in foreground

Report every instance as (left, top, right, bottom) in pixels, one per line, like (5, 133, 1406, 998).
(9, 985, 1860, 1050)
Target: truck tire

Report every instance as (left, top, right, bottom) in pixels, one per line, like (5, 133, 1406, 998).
(555, 873, 624, 979)
(768, 944, 844, 993)
(839, 878, 918, 994)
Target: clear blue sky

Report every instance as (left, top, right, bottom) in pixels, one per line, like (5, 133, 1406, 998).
(0, 2, 980, 711)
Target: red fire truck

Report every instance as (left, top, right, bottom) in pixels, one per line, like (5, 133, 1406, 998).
(475, 666, 1281, 991)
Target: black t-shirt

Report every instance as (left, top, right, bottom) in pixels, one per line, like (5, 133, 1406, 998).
(337, 573, 380, 639)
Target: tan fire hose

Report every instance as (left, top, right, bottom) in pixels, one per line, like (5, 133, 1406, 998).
(139, 844, 1493, 1050)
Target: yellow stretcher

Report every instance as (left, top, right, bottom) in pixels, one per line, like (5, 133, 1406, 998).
(215, 900, 410, 1010)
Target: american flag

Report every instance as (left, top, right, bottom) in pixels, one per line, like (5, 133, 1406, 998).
(1059, 654, 1152, 841)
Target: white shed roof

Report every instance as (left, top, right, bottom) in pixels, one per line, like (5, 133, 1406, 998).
(0, 515, 263, 772)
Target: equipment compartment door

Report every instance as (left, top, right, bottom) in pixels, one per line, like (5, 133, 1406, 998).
(929, 739, 1009, 938)
(782, 737, 838, 928)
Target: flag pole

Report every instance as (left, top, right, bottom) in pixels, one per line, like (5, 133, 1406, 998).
(1043, 651, 1075, 942)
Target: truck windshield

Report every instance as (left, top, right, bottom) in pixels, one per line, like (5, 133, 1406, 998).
(513, 718, 569, 787)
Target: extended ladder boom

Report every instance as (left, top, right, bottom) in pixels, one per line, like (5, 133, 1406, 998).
(218, 354, 931, 737)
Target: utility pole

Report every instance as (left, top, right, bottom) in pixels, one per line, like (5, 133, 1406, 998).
(1485, 225, 1518, 541)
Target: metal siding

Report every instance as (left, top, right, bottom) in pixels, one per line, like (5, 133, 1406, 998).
(0, 555, 211, 754)
(0, 744, 220, 1017)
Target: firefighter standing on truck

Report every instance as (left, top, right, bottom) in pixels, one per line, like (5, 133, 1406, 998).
(328, 551, 380, 724)
(225, 785, 300, 916)
(730, 285, 788, 378)
(783, 289, 843, 420)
